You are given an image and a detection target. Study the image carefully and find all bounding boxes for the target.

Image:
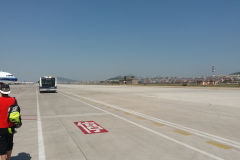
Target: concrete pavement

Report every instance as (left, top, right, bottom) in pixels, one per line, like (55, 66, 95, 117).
(9, 84, 240, 160)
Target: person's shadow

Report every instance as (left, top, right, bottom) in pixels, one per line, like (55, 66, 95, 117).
(11, 152, 31, 160)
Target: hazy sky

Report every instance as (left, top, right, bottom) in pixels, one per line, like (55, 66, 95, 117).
(0, 0, 239, 81)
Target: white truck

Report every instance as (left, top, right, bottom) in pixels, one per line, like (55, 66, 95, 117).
(39, 76, 57, 93)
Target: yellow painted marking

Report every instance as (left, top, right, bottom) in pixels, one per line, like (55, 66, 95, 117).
(152, 122, 164, 127)
(124, 112, 131, 115)
(175, 129, 192, 136)
(136, 116, 146, 120)
(207, 141, 233, 149)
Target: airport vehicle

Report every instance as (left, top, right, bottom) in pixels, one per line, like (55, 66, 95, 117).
(0, 71, 18, 82)
(39, 76, 57, 93)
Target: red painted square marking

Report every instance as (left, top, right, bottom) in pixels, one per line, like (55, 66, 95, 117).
(74, 121, 108, 134)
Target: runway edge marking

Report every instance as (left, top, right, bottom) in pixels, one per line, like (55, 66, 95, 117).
(60, 92, 224, 160)
(36, 89, 46, 160)
(61, 91, 240, 150)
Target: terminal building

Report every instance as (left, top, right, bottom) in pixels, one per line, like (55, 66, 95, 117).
(119, 76, 139, 85)
(105, 75, 139, 85)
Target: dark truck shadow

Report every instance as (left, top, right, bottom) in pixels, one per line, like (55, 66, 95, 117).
(11, 152, 31, 160)
(39, 91, 58, 94)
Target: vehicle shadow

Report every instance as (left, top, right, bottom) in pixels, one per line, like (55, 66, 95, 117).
(39, 91, 58, 94)
(11, 152, 31, 160)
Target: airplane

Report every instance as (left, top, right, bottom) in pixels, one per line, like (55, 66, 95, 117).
(0, 71, 18, 82)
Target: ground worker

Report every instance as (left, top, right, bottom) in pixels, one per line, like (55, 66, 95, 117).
(0, 82, 17, 160)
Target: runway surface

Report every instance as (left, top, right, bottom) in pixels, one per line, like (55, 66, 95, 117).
(10, 84, 240, 160)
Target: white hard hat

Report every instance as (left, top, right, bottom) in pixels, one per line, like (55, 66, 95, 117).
(0, 82, 10, 94)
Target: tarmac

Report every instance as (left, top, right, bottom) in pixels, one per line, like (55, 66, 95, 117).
(9, 84, 240, 160)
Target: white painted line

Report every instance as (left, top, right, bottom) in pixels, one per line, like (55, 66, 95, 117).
(78, 122, 91, 134)
(62, 91, 240, 149)
(60, 92, 224, 160)
(36, 89, 46, 160)
(41, 112, 108, 119)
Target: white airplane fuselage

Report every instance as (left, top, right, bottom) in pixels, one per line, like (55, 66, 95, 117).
(0, 71, 18, 82)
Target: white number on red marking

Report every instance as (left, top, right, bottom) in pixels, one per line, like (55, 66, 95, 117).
(74, 121, 108, 134)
